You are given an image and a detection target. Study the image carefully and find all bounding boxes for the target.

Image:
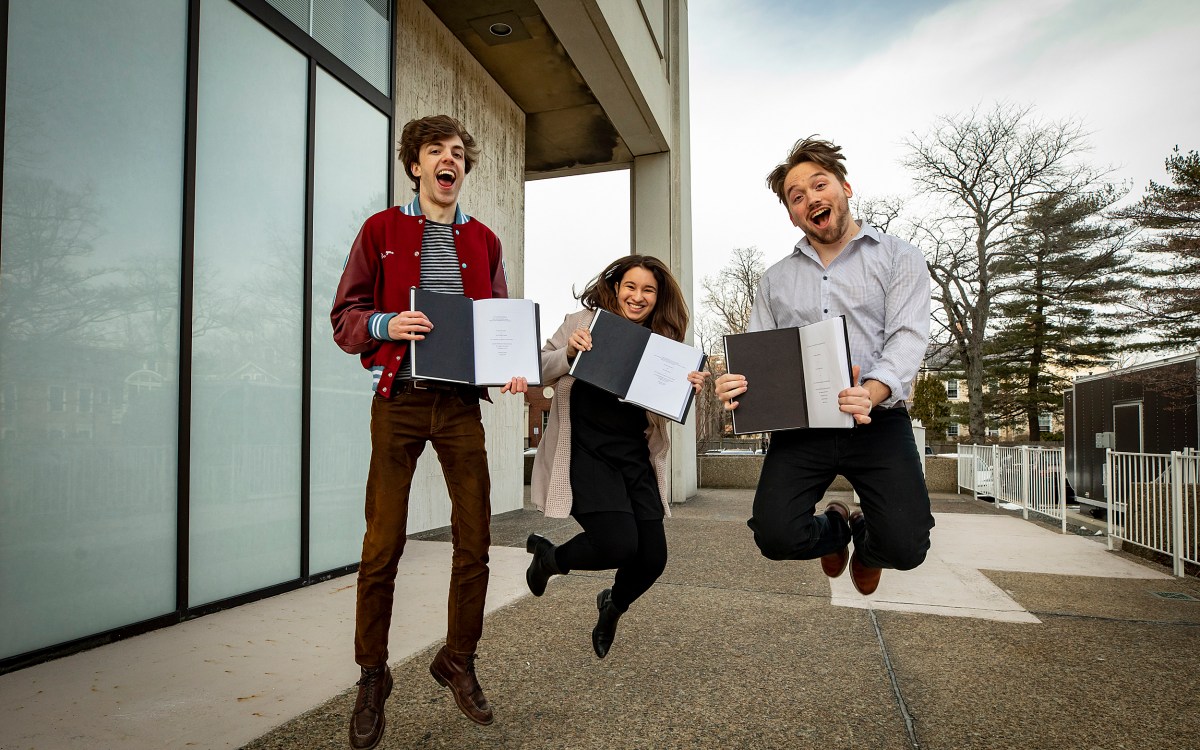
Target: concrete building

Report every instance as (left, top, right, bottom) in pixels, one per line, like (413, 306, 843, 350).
(0, 0, 693, 672)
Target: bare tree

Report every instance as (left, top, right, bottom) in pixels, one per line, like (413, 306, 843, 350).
(903, 102, 1099, 439)
(851, 195, 906, 234)
(700, 246, 763, 338)
(696, 246, 765, 446)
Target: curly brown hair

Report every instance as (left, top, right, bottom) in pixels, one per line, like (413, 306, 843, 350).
(765, 136, 848, 204)
(398, 115, 479, 193)
(578, 254, 689, 342)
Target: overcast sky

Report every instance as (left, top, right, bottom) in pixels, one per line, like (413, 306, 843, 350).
(524, 0, 1200, 335)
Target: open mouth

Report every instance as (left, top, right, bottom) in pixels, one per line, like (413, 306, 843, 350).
(436, 170, 456, 189)
(810, 207, 832, 229)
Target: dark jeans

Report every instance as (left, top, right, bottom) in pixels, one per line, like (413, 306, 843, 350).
(355, 389, 490, 667)
(748, 407, 933, 570)
(556, 511, 668, 612)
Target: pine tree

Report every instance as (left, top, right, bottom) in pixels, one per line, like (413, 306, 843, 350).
(1117, 146, 1200, 349)
(910, 376, 951, 439)
(987, 188, 1133, 440)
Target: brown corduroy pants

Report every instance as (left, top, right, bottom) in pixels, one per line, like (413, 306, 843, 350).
(354, 389, 492, 667)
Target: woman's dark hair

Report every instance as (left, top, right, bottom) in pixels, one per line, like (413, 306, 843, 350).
(577, 254, 689, 342)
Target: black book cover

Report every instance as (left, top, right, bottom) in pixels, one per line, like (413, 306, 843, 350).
(724, 327, 808, 434)
(569, 309, 652, 396)
(409, 288, 476, 384)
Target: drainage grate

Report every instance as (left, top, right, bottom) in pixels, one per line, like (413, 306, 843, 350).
(1151, 591, 1199, 601)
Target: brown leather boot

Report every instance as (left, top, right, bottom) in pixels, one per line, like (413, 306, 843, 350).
(429, 646, 494, 725)
(819, 501, 851, 578)
(348, 664, 392, 750)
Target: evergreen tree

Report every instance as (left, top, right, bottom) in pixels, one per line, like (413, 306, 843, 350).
(987, 188, 1133, 440)
(910, 376, 951, 439)
(1116, 146, 1200, 349)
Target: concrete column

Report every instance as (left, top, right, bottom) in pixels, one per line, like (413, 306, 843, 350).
(629, 0, 695, 503)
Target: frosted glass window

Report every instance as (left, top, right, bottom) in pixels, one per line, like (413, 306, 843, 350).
(190, 0, 306, 607)
(0, 0, 185, 660)
(308, 69, 388, 573)
(266, 0, 391, 94)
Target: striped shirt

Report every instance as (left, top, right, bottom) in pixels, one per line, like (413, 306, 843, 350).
(748, 221, 930, 407)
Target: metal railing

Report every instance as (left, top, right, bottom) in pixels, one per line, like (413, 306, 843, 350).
(957, 444, 1068, 532)
(1106, 449, 1199, 577)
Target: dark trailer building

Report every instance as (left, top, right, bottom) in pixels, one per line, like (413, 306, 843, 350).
(1065, 353, 1199, 503)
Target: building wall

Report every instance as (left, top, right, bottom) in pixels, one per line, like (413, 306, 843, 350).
(392, 0, 528, 529)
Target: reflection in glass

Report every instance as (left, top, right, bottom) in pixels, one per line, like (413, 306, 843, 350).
(309, 69, 388, 573)
(189, 0, 306, 607)
(0, 0, 186, 660)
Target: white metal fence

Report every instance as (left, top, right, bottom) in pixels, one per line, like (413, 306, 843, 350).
(956, 444, 1068, 532)
(1105, 449, 1200, 577)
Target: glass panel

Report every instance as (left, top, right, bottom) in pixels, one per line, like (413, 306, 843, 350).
(0, 0, 185, 659)
(313, 0, 391, 95)
(265, 0, 310, 32)
(190, 0, 307, 607)
(308, 68, 387, 573)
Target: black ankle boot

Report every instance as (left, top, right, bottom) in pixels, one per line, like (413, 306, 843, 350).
(525, 534, 561, 597)
(592, 588, 623, 659)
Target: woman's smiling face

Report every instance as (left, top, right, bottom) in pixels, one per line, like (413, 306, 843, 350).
(615, 266, 658, 324)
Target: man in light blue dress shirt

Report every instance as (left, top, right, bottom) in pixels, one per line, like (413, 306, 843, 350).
(715, 136, 934, 596)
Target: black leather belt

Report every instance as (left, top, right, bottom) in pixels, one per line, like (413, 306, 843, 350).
(394, 379, 468, 394)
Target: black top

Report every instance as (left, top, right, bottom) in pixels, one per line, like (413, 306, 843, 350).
(569, 378, 663, 520)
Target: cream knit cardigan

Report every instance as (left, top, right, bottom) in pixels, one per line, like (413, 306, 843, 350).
(530, 309, 672, 519)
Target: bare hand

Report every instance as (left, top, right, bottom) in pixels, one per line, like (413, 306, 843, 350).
(715, 372, 747, 411)
(388, 310, 432, 341)
(688, 370, 711, 394)
(839, 365, 873, 425)
(501, 376, 528, 395)
(566, 327, 592, 360)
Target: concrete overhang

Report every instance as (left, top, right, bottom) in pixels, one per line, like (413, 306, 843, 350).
(421, 0, 671, 179)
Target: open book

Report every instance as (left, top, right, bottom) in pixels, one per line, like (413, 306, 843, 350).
(722, 317, 854, 434)
(568, 309, 706, 424)
(408, 288, 542, 386)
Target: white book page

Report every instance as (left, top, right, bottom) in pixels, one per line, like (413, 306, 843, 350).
(622, 334, 704, 421)
(798, 318, 854, 428)
(471, 299, 542, 385)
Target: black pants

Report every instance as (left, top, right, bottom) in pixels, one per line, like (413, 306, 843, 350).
(556, 512, 668, 612)
(748, 407, 934, 570)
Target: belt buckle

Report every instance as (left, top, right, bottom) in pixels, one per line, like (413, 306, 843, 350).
(411, 379, 431, 391)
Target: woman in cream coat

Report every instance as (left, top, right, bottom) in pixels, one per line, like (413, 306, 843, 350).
(525, 255, 707, 658)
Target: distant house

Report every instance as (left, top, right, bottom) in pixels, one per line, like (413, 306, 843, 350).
(1064, 352, 1200, 502)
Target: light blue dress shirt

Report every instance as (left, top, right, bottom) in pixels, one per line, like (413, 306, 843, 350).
(748, 221, 930, 408)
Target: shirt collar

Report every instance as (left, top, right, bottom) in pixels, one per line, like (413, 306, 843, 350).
(792, 220, 881, 258)
(399, 193, 471, 225)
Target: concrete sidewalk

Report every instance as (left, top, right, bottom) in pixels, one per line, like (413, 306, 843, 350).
(3, 489, 1199, 750)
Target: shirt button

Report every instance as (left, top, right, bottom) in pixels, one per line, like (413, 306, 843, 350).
(396, 356, 402, 361)
(461, 263, 467, 269)
(414, 251, 419, 256)
(385, 372, 391, 377)
(455, 229, 460, 235)
(382, 387, 388, 392)
(418, 218, 424, 224)
(823, 308, 829, 313)
(823, 276, 828, 280)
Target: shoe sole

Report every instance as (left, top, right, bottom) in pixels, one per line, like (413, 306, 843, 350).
(430, 665, 495, 726)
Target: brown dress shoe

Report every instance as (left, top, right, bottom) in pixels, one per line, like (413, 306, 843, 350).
(430, 646, 494, 725)
(849, 550, 883, 596)
(349, 664, 392, 750)
(819, 501, 851, 578)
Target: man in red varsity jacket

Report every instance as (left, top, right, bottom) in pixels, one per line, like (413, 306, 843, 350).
(331, 114, 526, 748)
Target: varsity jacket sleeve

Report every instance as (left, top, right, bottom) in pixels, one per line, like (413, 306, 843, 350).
(488, 231, 509, 299)
(330, 218, 383, 355)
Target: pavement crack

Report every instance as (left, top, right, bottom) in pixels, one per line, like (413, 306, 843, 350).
(870, 609, 921, 750)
